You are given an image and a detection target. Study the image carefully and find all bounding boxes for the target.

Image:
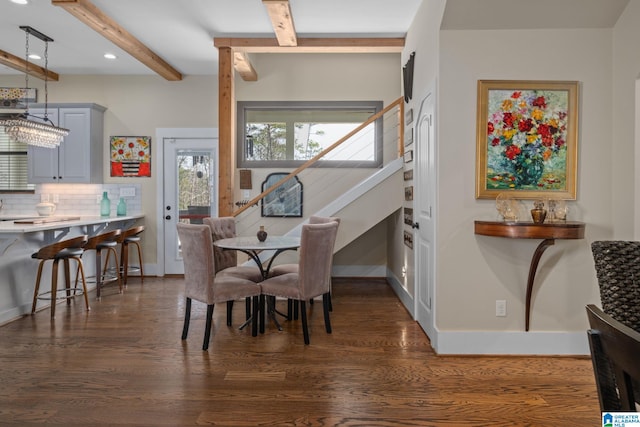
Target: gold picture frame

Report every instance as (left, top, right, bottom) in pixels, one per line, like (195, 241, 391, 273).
(475, 80, 579, 199)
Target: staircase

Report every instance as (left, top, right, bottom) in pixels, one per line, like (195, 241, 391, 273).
(234, 97, 406, 267)
(244, 158, 404, 265)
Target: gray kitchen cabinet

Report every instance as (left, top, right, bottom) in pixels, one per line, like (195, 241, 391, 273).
(27, 103, 106, 183)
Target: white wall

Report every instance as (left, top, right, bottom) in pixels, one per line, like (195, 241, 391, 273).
(612, 0, 640, 239)
(438, 28, 612, 332)
(403, 0, 638, 353)
(395, 0, 447, 301)
(1, 53, 401, 272)
(235, 53, 402, 271)
(0, 74, 217, 271)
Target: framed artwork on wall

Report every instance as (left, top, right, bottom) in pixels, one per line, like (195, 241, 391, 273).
(110, 136, 151, 177)
(404, 231, 413, 249)
(404, 207, 413, 226)
(261, 172, 303, 217)
(404, 186, 413, 201)
(475, 80, 579, 199)
(404, 150, 413, 163)
(405, 127, 413, 147)
(405, 108, 413, 125)
(0, 87, 36, 109)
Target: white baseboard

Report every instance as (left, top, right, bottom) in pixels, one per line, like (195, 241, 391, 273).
(433, 330, 590, 356)
(332, 264, 386, 277)
(381, 269, 589, 356)
(136, 263, 158, 276)
(386, 268, 414, 318)
(0, 306, 26, 326)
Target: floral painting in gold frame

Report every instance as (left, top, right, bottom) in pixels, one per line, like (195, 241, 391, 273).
(475, 80, 578, 199)
(110, 136, 151, 177)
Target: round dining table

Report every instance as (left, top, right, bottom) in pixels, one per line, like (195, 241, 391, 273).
(214, 235, 301, 332)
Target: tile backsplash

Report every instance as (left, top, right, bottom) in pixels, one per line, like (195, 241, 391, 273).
(0, 183, 142, 216)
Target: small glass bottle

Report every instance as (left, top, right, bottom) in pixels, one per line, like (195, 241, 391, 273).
(117, 197, 127, 216)
(100, 191, 111, 217)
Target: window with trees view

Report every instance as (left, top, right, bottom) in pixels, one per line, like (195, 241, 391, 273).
(237, 101, 383, 168)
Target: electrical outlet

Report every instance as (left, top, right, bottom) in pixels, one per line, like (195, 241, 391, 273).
(120, 187, 135, 197)
(52, 194, 59, 203)
(496, 300, 507, 317)
(96, 194, 102, 204)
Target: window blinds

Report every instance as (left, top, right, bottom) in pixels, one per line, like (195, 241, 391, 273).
(0, 128, 35, 191)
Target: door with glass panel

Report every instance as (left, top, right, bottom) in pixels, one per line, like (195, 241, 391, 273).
(163, 137, 218, 274)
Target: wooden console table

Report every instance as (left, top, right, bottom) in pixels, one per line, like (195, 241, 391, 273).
(474, 220, 586, 331)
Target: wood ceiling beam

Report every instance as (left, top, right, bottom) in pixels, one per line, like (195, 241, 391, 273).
(214, 37, 405, 53)
(233, 52, 258, 81)
(262, 0, 297, 47)
(52, 0, 182, 81)
(0, 49, 60, 81)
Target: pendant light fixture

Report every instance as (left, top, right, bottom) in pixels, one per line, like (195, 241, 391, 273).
(0, 26, 69, 149)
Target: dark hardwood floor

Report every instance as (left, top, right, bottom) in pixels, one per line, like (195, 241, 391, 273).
(0, 277, 600, 426)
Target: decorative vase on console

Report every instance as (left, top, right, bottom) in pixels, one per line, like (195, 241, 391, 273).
(530, 199, 547, 224)
(257, 225, 268, 242)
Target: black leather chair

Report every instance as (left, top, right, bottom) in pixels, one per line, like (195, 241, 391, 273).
(586, 304, 640, 411)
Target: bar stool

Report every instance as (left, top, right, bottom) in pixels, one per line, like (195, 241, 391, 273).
(31, 235, 90, 319)
(105, 226, 145, 287)
(78, 229, 122, 300)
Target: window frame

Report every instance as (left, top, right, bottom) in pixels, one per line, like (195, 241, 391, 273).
(0, 125, 35, 194)
(236, 100, 383, 169)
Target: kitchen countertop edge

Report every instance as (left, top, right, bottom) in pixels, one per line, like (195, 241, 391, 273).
(0, 214, 145, 234)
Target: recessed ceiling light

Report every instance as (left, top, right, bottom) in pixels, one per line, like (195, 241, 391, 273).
(104, 53, 117, 60)
(28, 53, 41, 60)
(10, 0, 29, 5)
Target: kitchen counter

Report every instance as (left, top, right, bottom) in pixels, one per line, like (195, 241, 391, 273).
(0, 213, 144, 325)
(0, 214, 144, 235)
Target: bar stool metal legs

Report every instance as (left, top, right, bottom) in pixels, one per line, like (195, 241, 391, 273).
(77, 230, 122, 300)
(105, 226, 144, 287)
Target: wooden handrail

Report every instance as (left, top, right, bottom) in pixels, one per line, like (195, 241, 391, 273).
(232, 96, 404, 217)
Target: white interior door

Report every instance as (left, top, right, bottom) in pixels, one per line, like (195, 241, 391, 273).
(415, 90, 436, 339)
(163, 136, 218, 274)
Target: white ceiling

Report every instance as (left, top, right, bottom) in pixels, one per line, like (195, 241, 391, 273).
(441, 0, 630, 30)
(0, 0, 630, 78)
(0, 0, 422, 77)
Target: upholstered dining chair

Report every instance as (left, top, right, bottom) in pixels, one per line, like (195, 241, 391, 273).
(259, 221, 339, 344)
(269, 216, 340, 318)
(202, 217, 263, 281)
(586, 304, 640, 411)
(176, 223, 261, 350)
(590, 241, 640, 333)
(203, 216, 264, 323)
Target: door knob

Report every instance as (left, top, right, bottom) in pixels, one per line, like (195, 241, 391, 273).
(166, 206, 171, 210)
(412, 222, 420, 229)
(165, 215, 171, 220)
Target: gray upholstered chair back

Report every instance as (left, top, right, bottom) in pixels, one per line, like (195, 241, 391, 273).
(591, 241, 640, 332)
(203, 217, 238, 273)
(298, 221, 339, 300)
(177, 223, 216, 304)
(309, 215, 341, 226)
